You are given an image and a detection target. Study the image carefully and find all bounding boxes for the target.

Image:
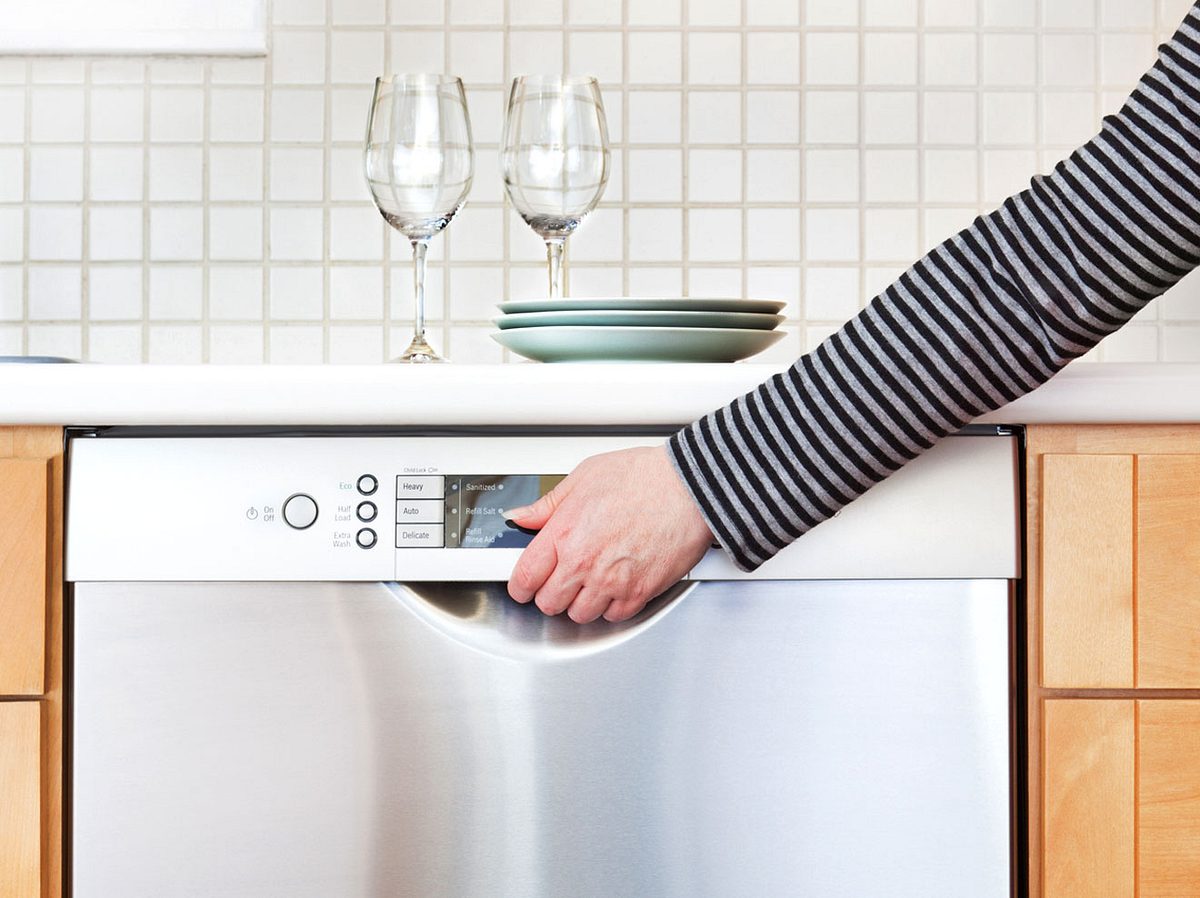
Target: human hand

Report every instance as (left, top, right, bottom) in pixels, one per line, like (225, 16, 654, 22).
(505, 444, 714, 623)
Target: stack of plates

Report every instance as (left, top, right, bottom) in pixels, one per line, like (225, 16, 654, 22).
(491, 297, 787, 363)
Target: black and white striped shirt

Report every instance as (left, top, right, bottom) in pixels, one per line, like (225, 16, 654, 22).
(669, 3, 1200, 571)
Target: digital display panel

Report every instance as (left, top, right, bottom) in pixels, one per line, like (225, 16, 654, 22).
(444, 474, 565, 548)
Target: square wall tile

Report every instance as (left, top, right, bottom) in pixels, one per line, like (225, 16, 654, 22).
(748, 33, 801, 85)
(570, 32, 624, 85)
(864, 34, 917, 86)
(210, 266, 265, 319)
(924, 92, 977, 144)
(924, 149, 978, 203)
(87, 325, 144, 363)
(805, 267, 860, 320)
(274, 0, 327, 24)
(271, 90, 326, 142)
(923, 33, 977, 86)
(210, 207, 264, 261)
(1101, 34, 1155, 88)
(864, 208, 919, 262)
(807, 0, 857, 26)
(28, 325, 81, 359)
(89, 148, 144, 201)
(1043, 0, 1095, 26)
(329, 324, 383, 363)
(0, 267, 22, 320)
(747, 267, 801, 315)
(89, 207, 144, 261)
(271, 147, 325, 201)
(448, 31, 504, 85)
(983, 149, 1037, 203)
(272, 31, 326, 85)
(330, 266, 384, 319)
(331, 86, 375, 141)
(1101, 0, 1155, 27)
(90, 88, 144, 142)
(804, 149, 858, 202)
(629, 0, 680, 25)
(743, 91, 800, 144)
(688, 0, 741, 25)
(209, 324, 265, 364)
(572, 207, 623, 262)
(983, 0, 1036, 27)
(29, 207, 82, 261)
(270, 207, 325, 260)
(269, 325, 324, 363)
(331, 32, 385, 85)
(629, 149, 683, 202)
(28, 266, 82, 319)
(0, 209, 23, 262)
(149, 207, 203, 261)
(330, 147, 370, 202)
(803, 91, 855, 144)
(210, 89, 265, 142)
(510, 31, 565, 78)
(1042, 35, 1096, 87)
(688, 32, 742, 86)
(510, 0, 562, 24)
(389, 32, 446, 78)
(0, 148, 20, 202)
(149, 146, 203, 201)
(982, 34, 1037, 87)
(691, 149, 743, 202)
(688, 92, 742, 143)
(864, 0, 916, 26)
(30, 147, 83, 202)
(627, 92, 683, 143)
(148, 325, 202, 363)
(747, 149, 799, 203)
(88, 266, 144, 320)
(149, 267, 203, 319)
(330, 207, 383, 261)
(746, 208, 800, 261)
(392, 0, 446, 25)
(628, 208, 683, 262)
(209, 147, 264, 201)
(863, 91, 917, 144)
(449, 0, 504, 25)
(804, 34, 859, 86)
(805, 209, 860, 262)
(629, 33, 683, 84)
(864, 149, 918, 202)
(983, 92, 1037, 145)
(270, 266, 325, 320)
(149, 89, 204, 141)
(31, 88, 85, 142)
(0, 90, 25, 142)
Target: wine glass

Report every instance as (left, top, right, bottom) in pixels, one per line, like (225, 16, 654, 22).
(501, 75, 610, 299)
(364, 74, 474, 363)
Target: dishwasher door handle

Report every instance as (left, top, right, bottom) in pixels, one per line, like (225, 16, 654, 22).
(386, 580, 695, 661)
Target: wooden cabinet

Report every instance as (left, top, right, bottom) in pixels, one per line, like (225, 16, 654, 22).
(1030, 425, 1200, 898)
(0, 427, 62, 898)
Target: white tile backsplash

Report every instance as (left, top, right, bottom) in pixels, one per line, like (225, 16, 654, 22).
(0, 0, 1189, 364)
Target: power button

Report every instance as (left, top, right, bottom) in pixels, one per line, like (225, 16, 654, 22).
(283, 494, 318, 530)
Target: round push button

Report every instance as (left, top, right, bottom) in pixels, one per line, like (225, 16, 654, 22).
(356, 501, 378, 522)
(356, 474, 378, 496)
(283, 494, 318, 530)
(356, 528, 377, 549)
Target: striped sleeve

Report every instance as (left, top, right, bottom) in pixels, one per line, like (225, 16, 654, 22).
(668, 2, 1200, 571)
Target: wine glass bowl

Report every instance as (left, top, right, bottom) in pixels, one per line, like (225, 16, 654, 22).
(501, 75, 610, 299)
(365, 74, 474, 362)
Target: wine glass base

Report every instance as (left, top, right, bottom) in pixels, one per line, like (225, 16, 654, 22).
(391, 336, 446, 364)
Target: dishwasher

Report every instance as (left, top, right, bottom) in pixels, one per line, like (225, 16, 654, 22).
(65, 426, 1022, 898)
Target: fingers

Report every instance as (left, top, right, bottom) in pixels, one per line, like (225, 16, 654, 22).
(507, 534, 557, 604)
(566, 588, 616, 624)
(532, 566, 582, 617)
(603, 594, 650, 623)
(504, 476, 573, 530)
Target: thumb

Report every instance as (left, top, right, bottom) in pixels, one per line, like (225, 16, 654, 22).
(504, 477, 572, 529)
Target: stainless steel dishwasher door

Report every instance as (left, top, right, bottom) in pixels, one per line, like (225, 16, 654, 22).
(72, 578, 1012, 898)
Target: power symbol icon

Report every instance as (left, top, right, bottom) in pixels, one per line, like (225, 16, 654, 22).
(246, 507, 259, 520)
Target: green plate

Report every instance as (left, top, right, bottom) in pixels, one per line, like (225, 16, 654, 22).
(498, 296, 787, 315)
(494, 309, 785, 331)
(491, 325, 786, 363)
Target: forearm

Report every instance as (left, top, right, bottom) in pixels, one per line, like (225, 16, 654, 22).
(672, 3, 1200, 571)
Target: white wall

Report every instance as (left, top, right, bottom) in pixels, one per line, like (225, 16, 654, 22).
(0, 0, 1197, 364)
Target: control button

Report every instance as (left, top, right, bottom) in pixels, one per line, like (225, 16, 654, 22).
(395, 499, 444, 524)
(356, 501, 378, 523)
(282, 493, 318, 530)
(396, 475, 445, 499)
(356, 528, 377, 549)
(356, 474, 378, 496)
(396, 524, 445, 548)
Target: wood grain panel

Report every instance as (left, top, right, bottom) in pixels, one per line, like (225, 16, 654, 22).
(0, 702, 41, 898)
(1137, 455, 1200, 688)
(1139, 700, 1200, 897)
(1042, 699, 1134, 898)
(0, 459, 48, 696)
(1041, 454, 1134, 688)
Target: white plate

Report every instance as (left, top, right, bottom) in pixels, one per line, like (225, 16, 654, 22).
(491, 325, 786, 363)
(498, 296, 787, 315)
(494, 309, 785, 331)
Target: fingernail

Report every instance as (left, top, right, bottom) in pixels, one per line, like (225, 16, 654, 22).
(501, 506, 528, 521)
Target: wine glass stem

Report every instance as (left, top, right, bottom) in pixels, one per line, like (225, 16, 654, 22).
(411, 238, 429, 341)
(546, 238, 566, 299)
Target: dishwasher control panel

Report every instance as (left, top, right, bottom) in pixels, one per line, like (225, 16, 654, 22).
(65, 431, 1020, 582)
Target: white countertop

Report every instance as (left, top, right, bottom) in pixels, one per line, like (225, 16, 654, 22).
(1, 362, 1198, 427)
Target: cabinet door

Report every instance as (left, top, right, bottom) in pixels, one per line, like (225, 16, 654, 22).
(0, 458, 48, 696)
(1042, 699, 1134, 898)
(1041, 454, 1134, 688)
(0, 702, 40, 898)
(1139, 701, 1200, 898)
(1137, 456, 1200, 688)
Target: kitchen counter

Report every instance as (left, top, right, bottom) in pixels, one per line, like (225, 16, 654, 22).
(1, 362, 1198, 427)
